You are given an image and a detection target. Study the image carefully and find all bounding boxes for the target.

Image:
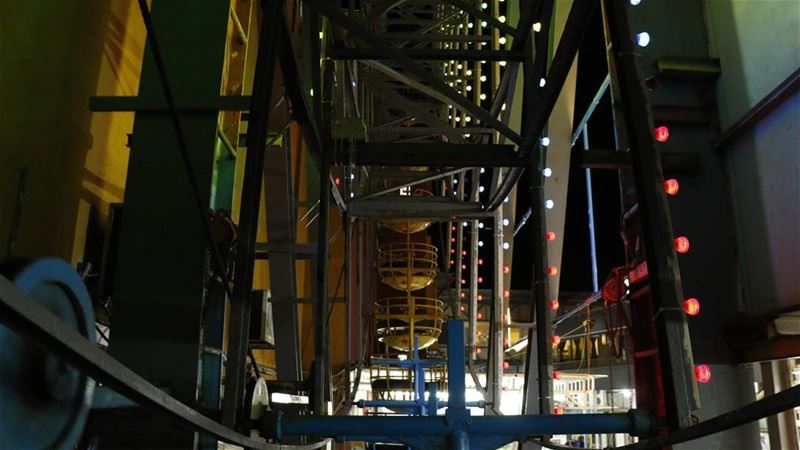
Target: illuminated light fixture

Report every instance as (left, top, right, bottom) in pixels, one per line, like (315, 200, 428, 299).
(539, 78, 546, 87)
(461, 292, 466, 298)
(503, 242, 510, 250)
(466, 69, 473, 76)
(350, 192, 354, 198)
(478, 222, 484, 229)
(674, 236, 691, 254)
(460, 305, 466, 312)
(350, 173, 355, 180)
(554, 406, 565, 415)
(478, 240, 484, 247)
(551, 335, 561, 345)
(481, 2, 488, 9)
(449, 82, 455, 87)
(504, 196, 509, 203)
(503, 266, 510, 274)
(480, 168, 486, 174)
(478, 258, 484, 265)
(478, 294, 483, 301)
(451, 238, 456, 243)
(451, 248, 455, 254)
(455, 116, 461, 122)
(664, 178, 680, 196)
(461, 264, 467, 270)
(453, 178, 459, 184)
(309, 88, 314, 97)
(532, 22, 542, 32)
(476, 313, 484, 320)
(499, 37, 507, 45)
(694, 364, 712, 384)
(546, 231, 556, 241)
(503, 361, 510, 369)
(463, 221, 469, 227)
(476, 331, 482, 337)
(459, 23, 464, 29)
(654, 125, 670, 142)
(549, 299, 560, 311)
(479, 185, 485, 192)
(457, 63, 463, 70)
(456, 78, 463, 83)
(450, 259, 454, 265)
(461, 279, 466, 285)
(319, 31, 324, 39)
(636, 32, 651, 47)
(503, 219, 510, 226)
(683, 298, 700, 316)
(478, 276, 484, 283)
(547, 266, 558, 276)
(540, 136, 550, 146)
(504, 290, 510, 298)
(451, 226, 456, 231)
(499, 15, 506, 23)
(468, 22, 474, 28)
(499, 61, 507, 67)
(465, 117, 471, 122)
(334, 177, 341, 186)
(462, 250, 467, 256)
(476, 348, 482, 354)
(542, 167, 552, 177)
(481, 20, 488, 27)
(553, 370, 562, 380)
(545, 199, 555, 209)
(630, 0, 643, 4)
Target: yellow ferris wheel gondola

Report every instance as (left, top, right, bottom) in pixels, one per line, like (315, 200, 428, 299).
(382, 188, 434, 234)
(378, 242, 438, 291)
(375, 295, 444, 352)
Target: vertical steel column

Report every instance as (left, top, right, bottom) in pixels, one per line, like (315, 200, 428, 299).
(454, 172, 466, 316)
(603, 0, 698, 430)
(313, 151, 331, 416)
(344, 213, 352, 410)
(489, 210, 504, 412)
(582, 126, 600, 292)
(223, 0, 283, 429)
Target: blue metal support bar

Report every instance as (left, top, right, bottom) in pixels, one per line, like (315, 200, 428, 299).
(266, 321, 650, 449)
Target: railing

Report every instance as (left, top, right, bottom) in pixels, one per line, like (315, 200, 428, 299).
(377, 242, 438, 292)
(375, 296, 445, 351)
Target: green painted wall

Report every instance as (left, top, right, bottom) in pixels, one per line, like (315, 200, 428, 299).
(705, 0, 800, 316)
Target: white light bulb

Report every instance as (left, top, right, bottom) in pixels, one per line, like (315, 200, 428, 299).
(545, 199, 554, 209)
(502, 219, 510, 226)
(350, 192, 354, 198)
(504, 196, 509, 203)
(466, 85, 472, 91)
(468, 22, 474, 28)
(478, 240, 484, 247)
(503, 242, 510, 250)
(464, 133, 471, 137)
(499, 61, 507, 67)
(454, 178, 459, 184)
(455, 116, 461, 122)
(457, 64, 463, 70)
(533, 22, 542, 32)
(478, 222, 484, 229)
(636, 32, 650, 47)
(630, 0, 642, 5)
(481, 2, 488, 9)
(539, 78, 546, 87)
(466, 69, 473, 76)
(540, 137, 550, 146)
(459, 23, 464, 29)
(481, 20, 488, 27)
(350, 173, 355, 180)
(309, 89, 314, 96)
(543, 168, 552, 177)
(465, 116, 472, 122)
(480, 75, 487, 82)
(463, 221, 469, 227)
(480, 168, 485, 174)
(480, 93, 487, 100)
(479, 185, 485, 192)
(499, 15, 506, 23)
(499, 37, 507, 45)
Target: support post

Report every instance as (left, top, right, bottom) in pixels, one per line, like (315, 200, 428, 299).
(223, 0, 283, 429)
(603, 0, 699, 430)
(313, 151, 331, 415)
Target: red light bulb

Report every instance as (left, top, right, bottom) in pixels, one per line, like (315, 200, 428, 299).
(461, 264, 467, 270)
(462, 250, 467, 256)
(476, 347, 482, 354)
(549, 299, 560, 311)
(547, 266, 558, 276)
(478, 258, 484, 265)
(551, 335, 561, 345)
(694, 364, 711, 384)
(674, 236, 690, 254)
(451, 238, 456, 243)
(503, 361, 510, 369)
(450, 260, 454, 265)
(503, 337, 509, 346)
(451, 248, 455, 254)
(664, 178, 680, 196)
(461, 279, 466, 285)
(460, 305, 466, 312)
(553, 370, 562, 380)
(654, 126, 670, 143)
(460, 292, 466, 299)
(546, 231, 556, 241)
(503, 266, 510, 273)
(683, 298, 700, 316)
(503, 290, 510, 298)
(335, 177, 341, 186)
(477, 312, 483, 320)
(477, 294, 483, 301)
(478, 277, 484, 283)
(554, 406, 565, 415)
